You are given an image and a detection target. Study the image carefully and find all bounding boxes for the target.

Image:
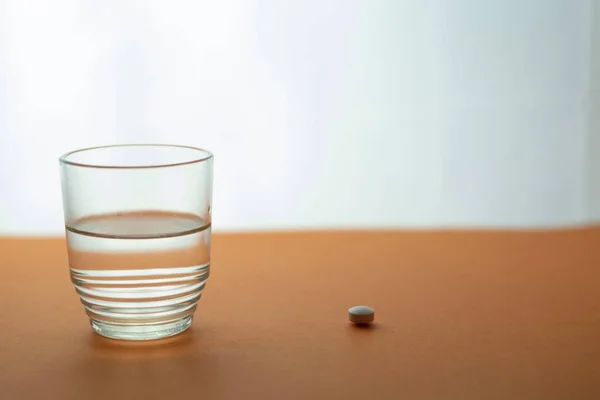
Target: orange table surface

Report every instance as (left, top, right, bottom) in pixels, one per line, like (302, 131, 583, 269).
(1, 230, 599, 399)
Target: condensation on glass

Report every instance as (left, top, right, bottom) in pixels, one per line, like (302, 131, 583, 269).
(59, 144, 213, 340)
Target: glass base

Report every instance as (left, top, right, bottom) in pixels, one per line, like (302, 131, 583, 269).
(90, 316, 193, 341)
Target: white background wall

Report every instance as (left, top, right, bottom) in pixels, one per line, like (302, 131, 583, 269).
(0, 0, 598, 234)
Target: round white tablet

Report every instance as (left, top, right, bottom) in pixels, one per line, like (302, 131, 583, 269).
(348, 305, 375, 324)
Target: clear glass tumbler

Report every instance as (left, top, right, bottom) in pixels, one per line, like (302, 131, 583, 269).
(59, 144, 213, 340)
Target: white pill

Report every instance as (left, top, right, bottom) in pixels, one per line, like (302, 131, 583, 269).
(348, 305, 375, 324)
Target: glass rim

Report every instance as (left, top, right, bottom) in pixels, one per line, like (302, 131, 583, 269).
(59, 143, 213, 169)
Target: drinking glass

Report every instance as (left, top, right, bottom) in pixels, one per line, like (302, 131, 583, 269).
(59, 144, 213, 340)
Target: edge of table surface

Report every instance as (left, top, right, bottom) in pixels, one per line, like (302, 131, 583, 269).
(1, 229, 599, 399)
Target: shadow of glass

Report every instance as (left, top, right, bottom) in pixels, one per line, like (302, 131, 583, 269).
(88, 327, 199, 360)
(66, 327, 221, 397)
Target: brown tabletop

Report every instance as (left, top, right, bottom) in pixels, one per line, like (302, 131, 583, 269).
(1, 230, 599, 399)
